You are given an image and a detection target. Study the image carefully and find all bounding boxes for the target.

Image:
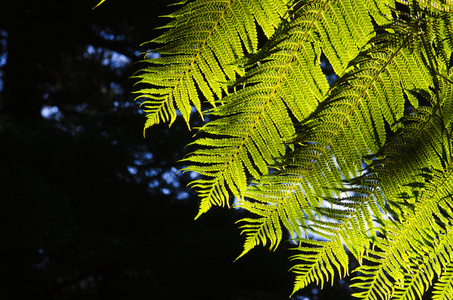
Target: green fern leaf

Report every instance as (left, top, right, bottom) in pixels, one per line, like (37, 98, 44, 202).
(182, 0, 338, 218)
(234, 3, 452, 294)
(352, 167, 453, 300)
(134, 0, 453, 298)
(347, 105, 453, 299)
(393, 232, 453, 300)
(433, 262, 453, 300)
(236, 12, 429, 259)
(133, 0, 289, 131)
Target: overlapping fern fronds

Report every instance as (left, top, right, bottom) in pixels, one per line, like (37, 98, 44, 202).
(236, 1, 433, 259)
(347, 104, 453, 300)
(133, 0, 289, 130)
(135, 0, 453, 298)
(182, 0, 373, 218)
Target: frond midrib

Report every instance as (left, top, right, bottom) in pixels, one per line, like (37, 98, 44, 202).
(356, 167, 453, 300)
(240, 34, 409, 258)
(167, 0, 231, 108)
(292, 108, 446, 296)
(193, 0, 331, 218)
(313, 107, 441, 296)
(141, 0, 234, 129)
(291, 233, 345, 294)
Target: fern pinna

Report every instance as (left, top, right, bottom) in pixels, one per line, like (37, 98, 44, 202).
(134, 0, 453, 298)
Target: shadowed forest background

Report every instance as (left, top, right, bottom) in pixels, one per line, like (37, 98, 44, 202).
(0, 1, 354, 299)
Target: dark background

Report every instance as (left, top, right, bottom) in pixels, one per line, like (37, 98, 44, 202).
(0, 1, 353, 299)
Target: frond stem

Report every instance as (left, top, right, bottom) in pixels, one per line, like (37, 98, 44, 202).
(147, 0, 234, 130)
(208, 0, 332, 208)
(247, 25, 409, 272)
(359, 166, 453, 300)
(419, 24, 452, 165)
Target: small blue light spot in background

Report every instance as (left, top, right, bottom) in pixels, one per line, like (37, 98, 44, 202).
(233, 197, 241, 210)
(292, 296, 310, 300)
(41, 105, 62, 121)
(177, 191, 189, 200)
(109, 51, 131, 68)
(0, 53, 6, 67)
(162, 170, 180, 188)
(85, 44, 95, 57)
(127, 166, 137, 175)
(189, 172, 199, 179)
(75, 103, 88, 112)
(99, 29, 115, 41)
(148, 179, 159, 188)
(162, 171, 173, 184)
(145, 169, 159, 177)
(145, 52, 160, 59)
(110, 82, 123, 95)
(0, 29, 7, 92)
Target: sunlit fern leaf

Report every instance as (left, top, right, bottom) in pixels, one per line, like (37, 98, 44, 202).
(430, 12, 453, 67)
(236, 180, 312, 255)
(365, 106, 445, 204)
(183, 0, 406, 220)
(364, 0, 393, 26)
(133, 0, 289, 131)
(182, 0, 344, 218)
(352, 167, 453, 300)
(289, 238, 349, 291)
(440, 75, 453, 132)
(283, 173, 388, 296)
(347, 104, 453, 300)
(234, 3, 453, 295)
(393, 231, 453, 300)
(433, 262, 453, 300)
(134, 0, 453, 298)
(235, 6, 433, 260)
(308, 0, 377, 75)
(407, 0, 453, 13)
(92, 0, 106, 10)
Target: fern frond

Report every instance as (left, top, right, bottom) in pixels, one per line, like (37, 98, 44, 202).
(346, 102, 453, 299)
(393, 232, 453, 300)
(236, 12, 431, 257)
(184, 0, 405, 221)
(290, 237, 349, 290)
(133, 0, 289, 130)
(235, 4, 449, 293)
(286, 173, 386, 295)
(182, 0, 340, 218)
(298, 104, 450, 300)
(352, 167, 453, 300)
(133, 0, 453, 297)
(433, 261, 453, 300)
(396, 0, 453, 13)
(364, 0, 393, 26)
